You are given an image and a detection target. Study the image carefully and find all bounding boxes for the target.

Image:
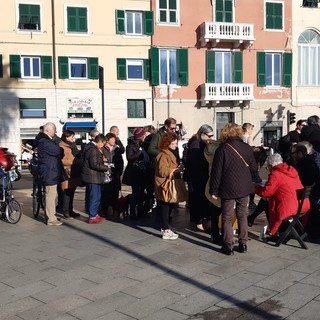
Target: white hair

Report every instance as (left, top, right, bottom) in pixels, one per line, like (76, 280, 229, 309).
(266, 153, 283, 167)
(43, 122, 55, 133)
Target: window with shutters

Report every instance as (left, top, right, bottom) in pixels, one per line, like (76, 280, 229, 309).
(18, 3, 41, 31)
(215, 0, 233, 23)
(127, 60, 144, 80)
(265, 1, 284, 31)
(10, 55, 52, 79)
(298, 30, 320, 85)
(206, 51, 243, 84)
(127, 100, 146, 118)
(150, 47, 188, 86)
(117, 58, 149, 81)
(116, 10, 153, 35)
(58, 57, 98, 80)
(157, 0, 179, 25)
(257, 52, 292, 87)
(66, 6, 88, 33)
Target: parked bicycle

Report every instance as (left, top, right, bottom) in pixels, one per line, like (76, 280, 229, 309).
(29, 150, 46, 221)
(0, 166, 22, 224)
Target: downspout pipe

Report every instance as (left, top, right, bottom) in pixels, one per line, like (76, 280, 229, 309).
(51, 0, 57, 86)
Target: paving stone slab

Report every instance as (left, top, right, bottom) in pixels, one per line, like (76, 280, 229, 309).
(287, 254, 320, 274)
(248, 257, 296, 276)
(286, 300, 320, 320)
(68, 292, 138, 320)
(212, 270, 266, 295)
(141, 307, 188, 320)
(0, 296, 44, 320)
(267, 282, 320, 310)
(255, 269, 308, 292)
(117, 290, 183, 318)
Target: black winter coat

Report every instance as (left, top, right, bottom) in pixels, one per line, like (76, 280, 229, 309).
(209, 137, 257, 199)
(122, 137, 149, 186)
(81, 142, 109, 184)
(184, 136, 208, 183)
(300, 125, 320, 152)
(37, 133, 64, 186)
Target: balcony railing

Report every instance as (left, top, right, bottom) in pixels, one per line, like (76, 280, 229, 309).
(200, 83, 254, 106)
(200, 22, 255, 48)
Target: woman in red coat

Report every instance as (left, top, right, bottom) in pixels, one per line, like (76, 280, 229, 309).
(256, 153, 310, 236)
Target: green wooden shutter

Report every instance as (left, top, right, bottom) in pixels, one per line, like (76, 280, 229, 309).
(67, 7, 76, 31)
(216, 0, 224, 22)
(117, 58, 126, 80)
(0, 55, 3, 78)
(10, 55, 21, 78)
(144, 11, 154, 35)
(177, 49, 188, 86)
(30, 4, 40, 27)
(116, 10, 125, 34)
(88, 57, 98, 79)
(225, 0, 233, 22)
(266, 2, 282, 30)
(159, 0, 167, 22)
(41, 56, 52, 79)
(144, 59, 150, 80)
(169, 0, 177, 23)
(150, 47, 159, 86)
(282, 52, 292, 87)
(233, 52, 243, 83)
(206, 51, 215, 83)
(58, 56, 69, 79)
(257, 52, 266, 87)
(78, 7, 88, 32)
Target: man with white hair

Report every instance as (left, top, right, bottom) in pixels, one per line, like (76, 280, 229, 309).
(37, 122, 64, 226)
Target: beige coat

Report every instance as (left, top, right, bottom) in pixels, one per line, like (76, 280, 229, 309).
(154, 149, 178, 201)
(59, 140, 82, 190)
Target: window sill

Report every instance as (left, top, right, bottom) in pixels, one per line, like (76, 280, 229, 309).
(156, 22, 180, 27)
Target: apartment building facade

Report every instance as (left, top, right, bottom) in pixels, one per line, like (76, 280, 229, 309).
(0, 0, 152, 156)
(150, 0, 295, 145)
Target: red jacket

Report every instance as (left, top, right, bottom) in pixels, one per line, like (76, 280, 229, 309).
(256, 163, 310, 235)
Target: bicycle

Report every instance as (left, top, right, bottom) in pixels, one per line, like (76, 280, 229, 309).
(32, 175, 46, 220)
(0, 166, 22, 224)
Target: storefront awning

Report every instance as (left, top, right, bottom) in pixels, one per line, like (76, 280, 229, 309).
(63, 121, 97, 130)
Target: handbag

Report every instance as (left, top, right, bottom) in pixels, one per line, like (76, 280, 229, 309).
(161, 174, 188, 203)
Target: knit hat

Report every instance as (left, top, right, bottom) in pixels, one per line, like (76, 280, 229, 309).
(133, 127, 145, 140)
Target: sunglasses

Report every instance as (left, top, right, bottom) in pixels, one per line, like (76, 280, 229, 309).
(168, 127, 176, 131)
(205, 133, 214, 138)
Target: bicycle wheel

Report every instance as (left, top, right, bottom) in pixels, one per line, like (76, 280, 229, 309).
(5, 199, 22, 224)
(32, 182, 40, 218)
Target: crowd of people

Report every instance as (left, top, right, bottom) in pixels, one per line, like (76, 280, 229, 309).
(32, 114, 320, 255)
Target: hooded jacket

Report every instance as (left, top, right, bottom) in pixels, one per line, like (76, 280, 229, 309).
(256, 162, 310, 235)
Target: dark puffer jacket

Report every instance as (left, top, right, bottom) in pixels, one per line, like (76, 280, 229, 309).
(81, 142, 108, 184)
(37, 133, 64, 186)
(209, 137, 257, 199)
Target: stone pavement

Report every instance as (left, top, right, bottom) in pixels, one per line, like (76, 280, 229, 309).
(1, 173, 320, 319)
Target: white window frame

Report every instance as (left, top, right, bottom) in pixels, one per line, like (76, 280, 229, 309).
(159, 49, 178, 85)
(21, 56, 41, 79)
(264, 0, 284, 32)
(215, 51, 232, 84)
(69, 57, 88, 79)
(265, 52, 282, 87)
(298, 30, 320, 86)
(127, 59, 144, 80)
(125, 11, 143, 35)
(16, 2, 43, 33)
(156, 0, 180, 26)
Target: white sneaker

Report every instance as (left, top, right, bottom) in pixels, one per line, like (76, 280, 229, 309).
(162, 229, 179, 240)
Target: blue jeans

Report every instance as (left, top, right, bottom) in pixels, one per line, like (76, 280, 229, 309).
(87, 183, 101, 218)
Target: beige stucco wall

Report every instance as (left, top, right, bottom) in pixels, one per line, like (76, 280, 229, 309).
(0, 0, 152, 156)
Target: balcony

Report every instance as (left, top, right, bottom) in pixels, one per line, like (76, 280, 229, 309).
(200, 22, 255, 48)
(200, 83, 254, 106)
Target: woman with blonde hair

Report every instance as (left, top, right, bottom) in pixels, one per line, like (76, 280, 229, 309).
(209, 123, 258, 255)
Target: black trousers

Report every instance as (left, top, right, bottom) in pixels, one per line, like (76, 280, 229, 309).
(62, 188, 76, 215)
(158, 200, 175, 230)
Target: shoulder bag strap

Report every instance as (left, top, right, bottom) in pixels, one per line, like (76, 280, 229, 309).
(226, 143, 249, 167)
